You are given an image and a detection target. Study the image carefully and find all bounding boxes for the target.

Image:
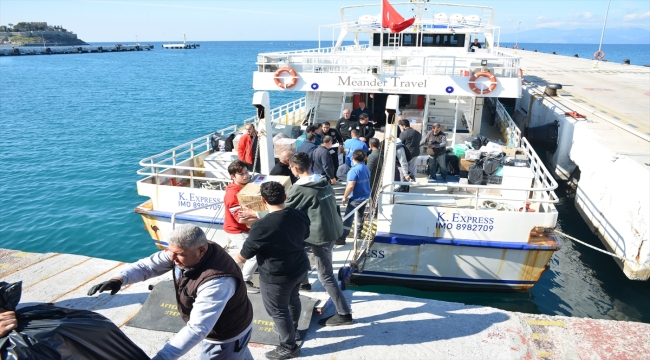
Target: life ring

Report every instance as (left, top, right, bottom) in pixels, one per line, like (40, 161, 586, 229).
(273, 67, 298, 89)
(519, 69, 524, 85)
(468, 71, 497, 95)
(593, 50, 605, 60)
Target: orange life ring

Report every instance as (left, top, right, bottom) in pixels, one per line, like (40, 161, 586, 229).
(273, 67, 298, 89)
(519, 69, 524, 85)
(468, 72, 497, 95)
(593, 50, 605, 60)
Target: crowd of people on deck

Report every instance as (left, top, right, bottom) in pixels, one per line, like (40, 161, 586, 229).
(0, 106, 449, 360)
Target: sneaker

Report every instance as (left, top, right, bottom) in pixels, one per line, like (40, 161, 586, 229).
(318, 313, 353, 326)
(245, 280, 259, 294)
(299, 283, 312, 291)
(265, 345, 300, 359)
(335, 239, 346, 246)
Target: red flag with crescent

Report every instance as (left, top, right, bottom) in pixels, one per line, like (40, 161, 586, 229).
(382, 0, 415, 33)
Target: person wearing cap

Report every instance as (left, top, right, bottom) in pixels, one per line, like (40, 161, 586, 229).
(356, 113, 375, 145)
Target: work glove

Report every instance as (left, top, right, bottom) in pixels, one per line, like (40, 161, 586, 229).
(87, 279, 123, 296)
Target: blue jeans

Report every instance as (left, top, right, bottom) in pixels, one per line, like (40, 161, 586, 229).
(200, 328, 253, 360)
(340, 199, 367, 240)
(429, 153, 447, 179)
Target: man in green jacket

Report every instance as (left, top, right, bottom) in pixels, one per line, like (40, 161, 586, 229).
(240, 153, 353, 327)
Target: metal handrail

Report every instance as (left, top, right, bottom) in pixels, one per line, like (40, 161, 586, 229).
(138, 97, 307, 180)
(341, 198, 370, 240)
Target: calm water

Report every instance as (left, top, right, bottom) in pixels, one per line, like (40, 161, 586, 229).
(500, 43, 650, 65)
(1, 41, 648, 323)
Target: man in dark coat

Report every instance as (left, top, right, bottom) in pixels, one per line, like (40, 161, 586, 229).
(311, 136, 337, 184)
(356, 113, 375, 145)
(352, 101, 373, 122)
(270, 150, 297, 184)
(296, 134, 318, 159)
(398, 118, 422, 179)
(336, 109, 357, 141)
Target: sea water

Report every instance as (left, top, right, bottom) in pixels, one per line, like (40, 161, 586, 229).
(1, 41, 648, 323)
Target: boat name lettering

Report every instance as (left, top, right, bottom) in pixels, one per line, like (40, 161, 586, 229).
(368, 249, 385, 258)
(338, 76, 427, 89)
(451, 213, 494, 224)
(177, 192, 223, 210)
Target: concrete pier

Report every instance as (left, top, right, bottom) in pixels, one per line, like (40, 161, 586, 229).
(498, 48, 650, 281)
(2, 248, 649, 359)
(0, 43, 154, 56)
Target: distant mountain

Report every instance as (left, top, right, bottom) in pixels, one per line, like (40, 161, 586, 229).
(499, 27, 650, 44)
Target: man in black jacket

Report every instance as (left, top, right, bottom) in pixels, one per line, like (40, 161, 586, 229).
(311, 136, 337, 184)
(236, 182, 310, 360)
(356, 113, 375, 145)
(420, 123, 448, 181)
(398, 118, 422, 179)
(336, 109, 357, 141)
(270, 150, 297, 184)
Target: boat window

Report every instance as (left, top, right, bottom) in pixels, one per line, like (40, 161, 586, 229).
(373, 33, 465, 47)
(421, 34, 466, 47)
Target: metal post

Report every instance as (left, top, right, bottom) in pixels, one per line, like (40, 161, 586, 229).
(353, 210, 358, 240)
(598, 0, 611, 53)
(515, 22, 521, 51)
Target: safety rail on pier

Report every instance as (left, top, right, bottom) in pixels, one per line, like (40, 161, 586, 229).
(137, 97, 307, 186)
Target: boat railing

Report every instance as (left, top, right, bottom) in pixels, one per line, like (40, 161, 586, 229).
(137, 97, 308, 185)
(258, 51, 520, 78)
(341, 198, 370, 241)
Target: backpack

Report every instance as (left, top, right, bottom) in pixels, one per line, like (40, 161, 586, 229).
(445, 152, 460, 176)
(396, 143, 412, 162)
(224, 133, 235, 152)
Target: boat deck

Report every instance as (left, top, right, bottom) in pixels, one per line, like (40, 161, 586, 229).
(2, 245, 649, 359)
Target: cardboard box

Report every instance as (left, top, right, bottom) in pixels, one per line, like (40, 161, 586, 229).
(501, 145, 516, 157)
(236, 175, 292, 211)
(460, 159, 475, 171)
(273, 138, 297, 158)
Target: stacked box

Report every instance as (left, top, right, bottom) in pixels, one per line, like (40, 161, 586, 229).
(273, 138, 297, 158)
(236, 175, 292, 211)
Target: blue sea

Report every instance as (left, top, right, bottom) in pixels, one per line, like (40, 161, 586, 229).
(1, 41, 648, 323)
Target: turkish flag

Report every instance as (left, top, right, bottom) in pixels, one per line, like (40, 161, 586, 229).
(382, 0, 415, 33)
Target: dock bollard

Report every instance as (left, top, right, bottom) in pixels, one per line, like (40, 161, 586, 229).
(552, 51, 557, 55)
(544, 83, 562, 96)
(574, 54, 579, 58)
(623, 59, 630, 65)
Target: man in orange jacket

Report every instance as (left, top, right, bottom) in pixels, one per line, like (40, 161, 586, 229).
(238, 124, 259, 172)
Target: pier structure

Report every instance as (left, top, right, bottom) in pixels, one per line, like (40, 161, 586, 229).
(2, 247, 649, 359)
(0, 43, 154, 56)
(499, 48, 650, 280)
(162, 33, 199, 49)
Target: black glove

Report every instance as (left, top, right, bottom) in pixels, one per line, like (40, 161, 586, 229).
(87, 279, 123, 296)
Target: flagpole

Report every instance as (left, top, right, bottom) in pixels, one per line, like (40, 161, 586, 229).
(379, 0, 384, 75)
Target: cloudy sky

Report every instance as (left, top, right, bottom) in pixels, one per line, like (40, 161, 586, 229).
(1, 0, 648, 41)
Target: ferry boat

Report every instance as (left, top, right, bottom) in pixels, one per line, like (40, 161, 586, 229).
(162, 34, 200, 49)
(135, 1, 559, 292)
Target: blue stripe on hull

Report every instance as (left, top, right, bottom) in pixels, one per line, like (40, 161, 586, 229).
(354, 270, 536, 285)
(141, 210, 224, 225)
(374, 232, 559, 251)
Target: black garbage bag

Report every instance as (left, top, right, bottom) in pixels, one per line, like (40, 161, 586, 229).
(1, 281, 149, 360)
(466, 135, 489, 150)
(468, 162, 484, 185)
(483, 154, 503, 176)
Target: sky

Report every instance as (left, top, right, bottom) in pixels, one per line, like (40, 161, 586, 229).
(1, 0, 649, 42)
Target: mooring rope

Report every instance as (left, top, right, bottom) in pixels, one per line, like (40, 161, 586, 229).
(555, 230, 643, 267)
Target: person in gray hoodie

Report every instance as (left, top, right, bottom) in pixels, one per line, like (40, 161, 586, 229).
(239, 152, 353, 327)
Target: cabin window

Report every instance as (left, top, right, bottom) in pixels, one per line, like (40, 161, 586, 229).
(373, 33, 465, 47)
(420, 34, 466, 47)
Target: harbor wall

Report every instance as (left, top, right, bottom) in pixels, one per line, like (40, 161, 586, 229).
(515, 88, 650, 280)
(0, 31, 78, 39)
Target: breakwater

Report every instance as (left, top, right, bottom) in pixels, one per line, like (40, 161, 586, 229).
(0, 43, 154, 56)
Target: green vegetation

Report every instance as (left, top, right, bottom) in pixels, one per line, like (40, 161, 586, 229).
(1, 22, 70, 33)
(9, 36, 44, 43)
